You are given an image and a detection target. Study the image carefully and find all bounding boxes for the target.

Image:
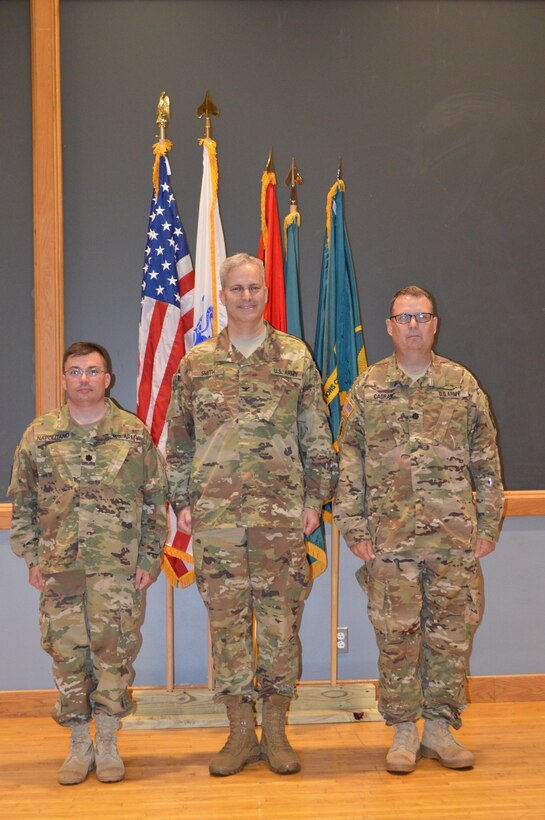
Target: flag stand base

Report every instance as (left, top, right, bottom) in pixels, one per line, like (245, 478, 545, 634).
(123, 682, 380, 729)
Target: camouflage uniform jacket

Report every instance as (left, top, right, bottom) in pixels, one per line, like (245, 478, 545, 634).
(9, 398, 167, 577)
(334, 353, 503, 552)
(166, 323, 338, 530)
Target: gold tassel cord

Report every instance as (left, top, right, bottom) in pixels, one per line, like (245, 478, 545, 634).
(283, 211, 300, 251)
(152, 138, 173, 198)
(260, 171, 276, 253)
(326, 179, 345, 248)
(199, 138, 221, 335)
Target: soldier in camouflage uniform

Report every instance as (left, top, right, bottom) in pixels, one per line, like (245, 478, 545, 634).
(166, 253, 337, 776)
(9, 341, 167, 785)
(334, 286, 503, 774)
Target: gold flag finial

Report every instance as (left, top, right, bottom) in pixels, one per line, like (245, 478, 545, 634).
(337, 156, 343, 181)
(284, 158, 303, 210)
(196, 91, 219, 139)
(156, 91, 170, 139)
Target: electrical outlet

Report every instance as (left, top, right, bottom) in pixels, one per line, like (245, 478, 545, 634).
(337, 626, 349, 654)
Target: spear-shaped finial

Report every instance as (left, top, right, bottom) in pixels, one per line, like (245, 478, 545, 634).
(337, 156, 343, 180)
(196, 91, 219, 139)
(156, 91, 170, 139)
(284, 158, 303, 212)
(265, 147, 275, 174)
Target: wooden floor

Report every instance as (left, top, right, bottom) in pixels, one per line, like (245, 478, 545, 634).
(1, 702, 544, 819)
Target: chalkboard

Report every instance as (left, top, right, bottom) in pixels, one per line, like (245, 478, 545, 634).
(2, 0, 544, 496)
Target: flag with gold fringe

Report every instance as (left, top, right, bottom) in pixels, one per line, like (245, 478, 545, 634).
(283, 208, 326, 577)
(137, 139, 196, 587)
(162, 136, 228, 587)
(283, 211, 303, 338)
(258, 168, 287, 331)
(314, 177, 367, 523)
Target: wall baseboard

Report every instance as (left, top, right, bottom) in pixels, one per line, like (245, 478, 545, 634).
(1, 675, 543, 718)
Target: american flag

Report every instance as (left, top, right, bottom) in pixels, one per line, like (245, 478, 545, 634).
(137, 150, 195, 586)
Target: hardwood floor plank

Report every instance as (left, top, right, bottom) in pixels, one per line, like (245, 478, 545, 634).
(1, 704, 544, 818)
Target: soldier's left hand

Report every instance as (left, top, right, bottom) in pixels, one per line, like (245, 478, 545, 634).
(474, 538, 495, 558)
(303, 508, 321, 535)
(135, 568, 154, 590)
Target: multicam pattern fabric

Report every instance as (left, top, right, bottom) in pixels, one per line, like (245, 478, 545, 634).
(357, 548, 481, 726)
(193, 527, 310, 699)
(334, 353, 503, 727)
(334, 353, 503, 551)
(40, 570, 143, 725)
(166, 323, 338, 530)
(9, 399, 167, 578)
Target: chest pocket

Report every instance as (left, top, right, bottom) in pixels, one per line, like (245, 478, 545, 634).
(37, 439, 78, 486)
(431, 395, 470, 450)
(193, 372, 236, 436)
(364, 399, 408, 453)
(239, 372, 301, 437)
(94, 438, 133, 484)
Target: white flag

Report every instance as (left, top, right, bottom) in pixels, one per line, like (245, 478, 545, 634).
(193, 137, 227, 342)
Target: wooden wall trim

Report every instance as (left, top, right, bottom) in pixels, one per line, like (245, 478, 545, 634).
(1, 675, 544, 717)
(0, 504, 12, 530)
(503, 490, 545, 516)
(31, 0, 64, 414)
(1, 492, 545, 532)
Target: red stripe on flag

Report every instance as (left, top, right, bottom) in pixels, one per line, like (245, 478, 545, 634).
(150, 318, 189, 444)
(136, 300, 167, 426)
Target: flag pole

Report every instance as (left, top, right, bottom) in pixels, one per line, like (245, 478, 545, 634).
(328, 156, 345, 688)
(155, 92, 176, 693)
(197, 91, 219, 691)
(284, 157, 302, 215)
(329, 522, 340, 686)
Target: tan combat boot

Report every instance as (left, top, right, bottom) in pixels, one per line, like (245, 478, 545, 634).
(386, 721, 421, 774)
(209, 695, 261, 776)
(421, 718, 474, 769)
(57, 722, 95, 785)
(260, 694, 300, 774)
(94, 713, 125, 782)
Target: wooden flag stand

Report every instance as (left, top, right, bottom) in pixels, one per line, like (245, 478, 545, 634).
(123, 681, 379, 730)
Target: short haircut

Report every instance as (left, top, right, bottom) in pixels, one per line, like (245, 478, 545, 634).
(390, 285, 436, 316)
(219, 253, 265, 287)
(63, 341, 111, 373)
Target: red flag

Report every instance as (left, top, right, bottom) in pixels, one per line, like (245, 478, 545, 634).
(257, 170, 286, 331)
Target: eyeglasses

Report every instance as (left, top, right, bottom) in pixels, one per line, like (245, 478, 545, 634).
(389, 312, 434, 325)
(64, 367, 106, 379)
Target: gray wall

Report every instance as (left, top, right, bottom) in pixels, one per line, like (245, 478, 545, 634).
(1, 517, 543, 690)
(1, 1, 544, 690)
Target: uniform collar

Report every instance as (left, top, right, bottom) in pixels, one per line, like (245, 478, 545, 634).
(58, 397, 113, 430)
(213, 321, 280, 364)
(386, 352, 461, 389)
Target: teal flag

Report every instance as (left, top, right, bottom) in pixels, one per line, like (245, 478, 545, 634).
(314, 179, 367, 440)
(283, 212, 303, 338)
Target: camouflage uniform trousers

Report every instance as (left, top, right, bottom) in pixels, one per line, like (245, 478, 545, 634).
(357, 546, 481, 729)
(193, 527, 310, 699)
(39, 570, 144, 726)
